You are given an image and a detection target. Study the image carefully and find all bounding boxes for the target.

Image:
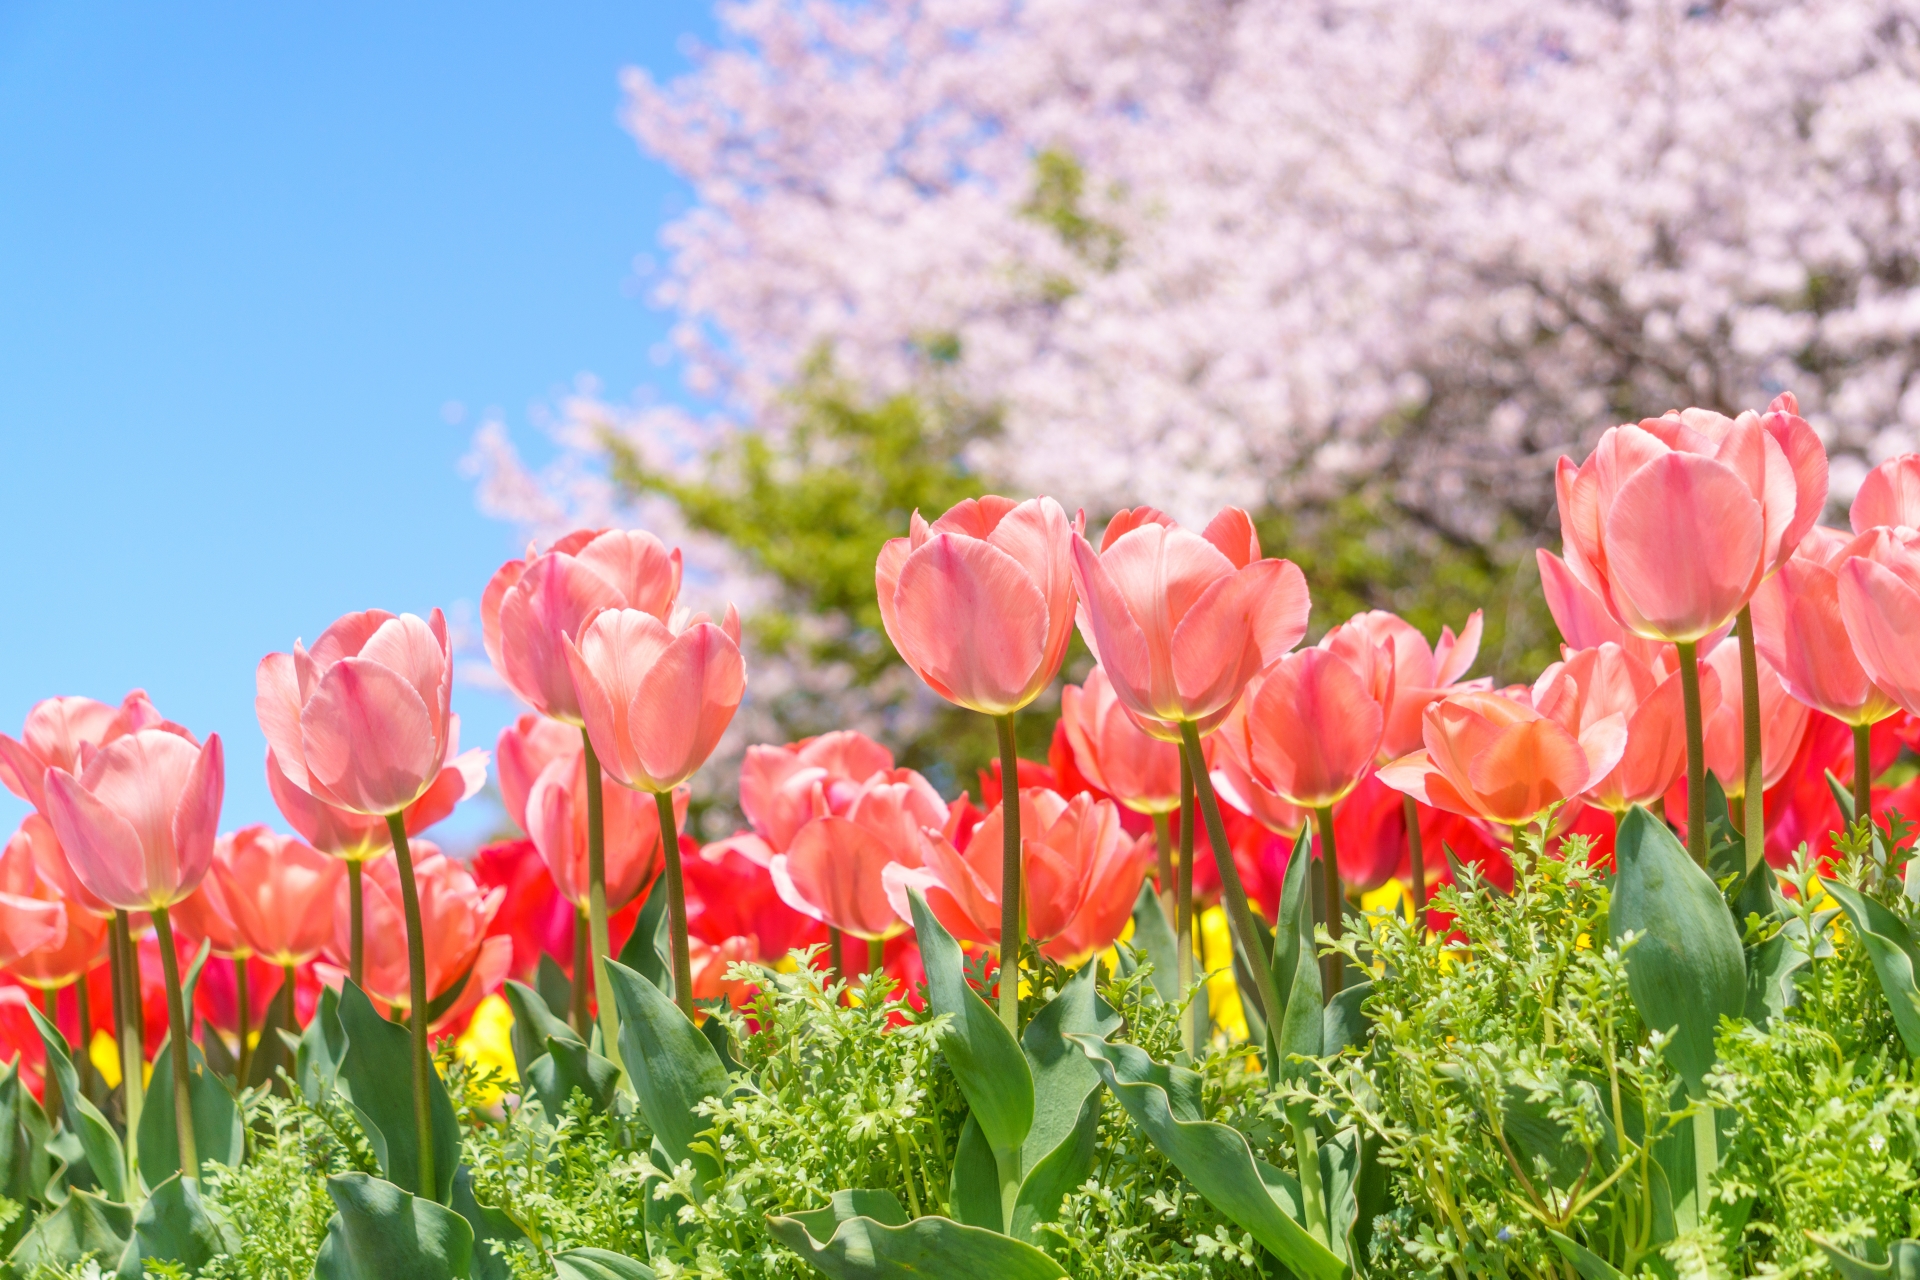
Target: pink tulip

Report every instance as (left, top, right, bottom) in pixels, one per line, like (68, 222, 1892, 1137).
(43, 727, 224, 913)
(1699, 640, 1810, 798)
(1379, 689, 1627, 827)
(1537, 549, 1674, 669)
(1851, 454, 1920, 534)
(482, 528, 683, 723)
(495, 712, 581, 835)
(1069, 506, 1310, 738)
(1555, 394, 1827, 642)
(886, 788, 1154, 963)
(0, 690, 174, 815)
(1059, 666, 1183, 814)
(524, 748, 679, 913)
(1210, 755, 1308, 837)
(566, 605, 747, 793)
(875, 496, 1080, 716)
(7, 811, 109, 921)
(1319, 609, 1484, 760)
(1750, 556, 1900, 726)
(325, 842, 509, 1026)
(740, 730, 897, 853)
(204, 827, 342, 968)
(0, 824, 72, 970)
(257, 609, 456, 817)
(770, 768, 947, 941)
(265, 740, 487, 862)
(688, 935, 758, 1007)
(1836, 532, 1920, 718)
(1531, 644, 1717, 812)
(1216, 649, 1384, 810)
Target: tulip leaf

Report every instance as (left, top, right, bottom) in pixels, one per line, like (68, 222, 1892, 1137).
(1807, 1234, 1920, 1280)
(137, 1036, 244, 1186)
(296, 984, 348, 1100)
(114, 1172, 228, 1280)
(1072, 1036, 1348, 1280)
(333, 980, 460, 1205)
(1018, 961, 1118, 1169)
(605, 958, 727, 1184)
(526, 1036, 622, 1118)
(535, 952, 576, 1021)
(416, 955, 479, 1029)
(1742, 932, 1808, 1029)
(0, 1055, 52, 1210)
(767, 1189, 1067, 1280)
(1825, 881, 1920, 1059)
(1323, 980, 1372, 1057)
(24, 1005, 118, 1203)
(1607, 806, 1747, 1096)
(245, 975, 298, 1093)
(947, 1114, 1001, 1230)
(451, 1164, 524, 1280)
(314, 1172, 475, 1280)
(1547, 1229, 1629, 1280)
(1128, 882, 1180, 1003)
(505, 979, 583, 1083)
(618, 876, 674, 995)
(1008, 1091, 1100, 1242)
(5, 1186, 131, 1272)
(1270, 832, 1324, 1083)
(554, 1246, 661, 1280)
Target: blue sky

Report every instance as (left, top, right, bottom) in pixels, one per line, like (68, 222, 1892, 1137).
(0, 0, 716, 844)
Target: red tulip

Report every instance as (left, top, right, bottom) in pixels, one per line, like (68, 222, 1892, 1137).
(1059, 666, 1183, 814)
(257, 609, 457, 817)
(739, 731, 897, 853)
(1751, 554, 1900, 727)
(1068, 507, 1309, 739)
(204, 827, 342, 968)
(525, 747, 678, 912)
(1216, 649, 1384, 811)
(566, 605, 746, 794)
(0, 690, 174, 815)
(683, 836, 827, 962)
(1531, 643, 1717, 812)
(482, 529, 683, 724)
(875, 496, 1080, 716)
(1850, 454, 1920, 533)
(0, 823, 74, 971)
(770, 768, 947, 941)
(496, 712, 586, 835)
(472, 838, 576, 979)
(1837, 532, 1920, 718)
(1555, 395, 1827, 642)
(888, 789, 1154, 963)
(43, 727, 224, 913)
(1320, 609, 1484, 759)
(688, 935, 758, 1007)
(1379, 689, 1627, 827)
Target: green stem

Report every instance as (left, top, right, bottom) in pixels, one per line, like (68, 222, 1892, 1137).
(868, 936, 886, 998)
(994, 713, 1024, 1036)
(112, 909, 143, 1177)
(581, 732, 625, 1075)
(1177, 756, 1197, 1056)
(1314, 806, 1343, 999)
(570, 907, 592, 1038)
(1735, 606, 1765, 871)
(149, 906, 199, 1189)
(1151, 811, 1175, 925)
(1691, 1105, 1717, 1224)
(74, 974, 93, 1100)
(828, 927, 845, 989)
(384, 812, 437, 1202)
(40, 986, 62, 1123)
(234, 957, 252, 1088)
(283, 962, 298, 1034)
(1179, 724, 1284, 1040)
(347, 859, 365, 987)
(1290, 1106, 1330, 1242)
(652, 790, 695, 1018)
(1403, 793, 1427, 927)
(1676, 641, 1708, 868)
(1854, 721, 1874, 833)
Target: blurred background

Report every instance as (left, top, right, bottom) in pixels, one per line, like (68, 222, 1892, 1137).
(7, 0, 1919, 845)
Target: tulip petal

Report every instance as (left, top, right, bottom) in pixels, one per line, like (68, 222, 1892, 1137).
(255, 651, 314, 794)
(1069, 534, 1155, 717)
(1852, 454, 1920, 534)
(575, 529, 682, 619)
(1199, 508, 1260, 568)
(1245, 650, 1383, 809)
(302, 657, 440, 815)
(1839, 555, 1920, 716)
(167, 734, 224, 906)
(44, 766, 152, 910)
(1466, 719, 1590, 824)
(628, 623, 747, 791)
(1170, 559, 1309, 719)
(891, 534, 1049, 714)
(1605, 452, 1765, 641)
(777, 817, 906, 940)
(479, 555, 528, 676)
(0, 893, 65, 968)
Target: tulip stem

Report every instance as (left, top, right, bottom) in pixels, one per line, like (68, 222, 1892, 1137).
(1177, 758, 1197, 1056)
(580, 732, 626, 1077)
(652, 790, 696, 1019)
(234, 958, 252, 1088)
(1854, 722, 1874, 833)
(75, 975, 93, 1101)
(1151, 811, 1175, 927)
(40, 987, 62, 1124)
(570, 907, 592, 1039)
(868, 937, 885, 988)
(112, 909, 143, 1178)
(1403, 795, 1427, 930)
(994, 713, 1024, 1036)
(1676, 641, 1709, 868)
(828, 928, 845, 989)
(1735, 606, 1765, 872)
(384, 812, 437, 1203)
(1179, 723, 1285, 1047)
(149, 906, 199, 1190)
(346, 860, 365, 988)
(1314, 806, 1343, 999)
(282, 962, 298, 1045)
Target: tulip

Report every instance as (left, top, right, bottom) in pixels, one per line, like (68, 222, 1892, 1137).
(1379, 689, 1628, 831)
(1068, 505, 1309, 1042)
(739, 731, 897, 854)
(267, 741, 486, 868)
(0, 690, 174, 815)
(257, 606, 458, 1199)
(876, 495, 1081, 1031)
(1697, 640, 1810, 807)
(886, 789, 1153, 966)
(495, 713, 584, 836)
(1060, 665, 1186, 922)
(568, 603, 746, 1019)
(1833, 536, 1920, 726)
(682, 836, 826, 963)
(1850, 454, 1920, 534)
(687, 935, 758, 1007)
(0, 825, 72, 971)
(0, 827, 107, 1117)
(1531, 644, 1719, 815)
(206, 827, 341, 1072)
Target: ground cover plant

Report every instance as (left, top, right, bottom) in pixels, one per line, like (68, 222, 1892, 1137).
(7, 398, 1920, 1278)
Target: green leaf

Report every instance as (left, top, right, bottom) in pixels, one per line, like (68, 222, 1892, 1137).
(245, 975, 298, 1093)
(1072, 1036, 1347, 1280)
(200, 1015, 238, 1081)
(1008, 1091, 1099, 1242)
(334, 979, 461, 1205)
(24, 1005, 119, 1203)
(1742, 932, 1808, 1029)
(947, 1115, 1000, 1230)
(417, 955, 478, 1029)
(1013, 957, 1119, 1237)
(525, 1036, 622, 1118)
(617, 876, 674, 994)
(137, 1036, 244, 1186)
(1270, 832, 1324, 1083)
(1128, 882, 1180, 1003)
(1547, 1229, 1628, 1280)
(1317, 1128, 1363, 1267)
(1806, 1235, 1920, 1280)
(535, 952, 575, 1021)
(768, 1189, 1067, 1280)
(0, 1039, 54, 1207)
(505, 978, 582, 1083)
(605, 958, 726, 1181)
(1323, 981, 1372, 1057)
(314, 1172, 475, 1280)
(1607, 806, 1747, 1095)
(1826, 881, 1920, 1059)
(114, 1173, 226, 1280)
(554, 1246, 661, 1280)
(296, 983, 348, 1100)
(451, 1164, 523, 1280)
(5, 1186, 131, 1271)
